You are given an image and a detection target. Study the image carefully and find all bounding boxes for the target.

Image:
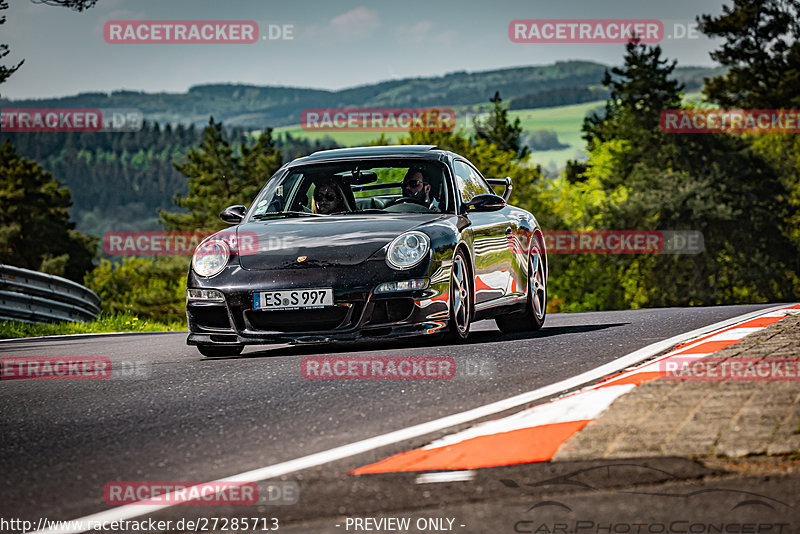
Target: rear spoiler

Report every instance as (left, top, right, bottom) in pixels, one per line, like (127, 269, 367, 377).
(486, 177, 512, 202)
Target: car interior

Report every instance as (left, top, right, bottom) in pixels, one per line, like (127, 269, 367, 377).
(281, 162, 451, 214)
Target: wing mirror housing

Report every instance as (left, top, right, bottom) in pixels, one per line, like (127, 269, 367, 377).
(220, 205, 247, 224)
(462, 194, 506, 214)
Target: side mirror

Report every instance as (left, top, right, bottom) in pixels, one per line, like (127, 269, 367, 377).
(462, 194, 506, 214)
(220, 205, 247, 224)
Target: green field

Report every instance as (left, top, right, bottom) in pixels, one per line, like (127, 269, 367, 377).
(273, 93, 702, 171)
(272, 102, 602, 169)
(508, 101, 604, 169)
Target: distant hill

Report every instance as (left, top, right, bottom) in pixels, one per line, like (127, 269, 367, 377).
(1, 61, 724, 129)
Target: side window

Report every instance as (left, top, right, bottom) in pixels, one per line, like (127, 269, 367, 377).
(453, 160, 492, 203)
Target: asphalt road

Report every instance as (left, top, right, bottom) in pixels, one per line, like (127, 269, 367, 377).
(0, 304, 791, 532)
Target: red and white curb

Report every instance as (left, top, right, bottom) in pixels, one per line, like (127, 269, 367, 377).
(351, 304, 800, 474)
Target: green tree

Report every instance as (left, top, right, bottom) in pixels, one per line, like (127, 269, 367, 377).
(32, 0, 98, 10)
(583, 40, 683, 154)
(473, 92, 530, 160)
(159, 118, 282, 232)
(571, 40, 799, 308)
(698, 0, 800, 108)
(698, 0, 800, 271)
(1, 0, 98, 91)
(84, 257, 187, 323)
(0, 140, 96, 281)
(0, 0, 23, 88)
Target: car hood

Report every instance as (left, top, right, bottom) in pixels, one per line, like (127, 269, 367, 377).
(234, 214, 444, 270)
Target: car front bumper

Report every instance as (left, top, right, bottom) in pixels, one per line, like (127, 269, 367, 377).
(186, 260, 452, 346)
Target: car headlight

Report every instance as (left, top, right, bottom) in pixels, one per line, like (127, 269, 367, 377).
(386, 231, 430, 270)
(192, 239, 230, 278)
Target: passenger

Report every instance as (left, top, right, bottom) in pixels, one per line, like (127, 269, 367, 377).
(312, 181, 347, 214)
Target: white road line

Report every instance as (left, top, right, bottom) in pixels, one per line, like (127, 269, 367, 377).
(30, 304, 794, 534)
(0, 331, 186, 343)
(415, 470, 475, 484)
(707, 327, 762, 341)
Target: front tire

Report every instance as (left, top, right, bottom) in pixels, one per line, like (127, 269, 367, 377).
(446, 249, 472, 341)
(197, 344, 244, 358)
(495, 240, 546, 333)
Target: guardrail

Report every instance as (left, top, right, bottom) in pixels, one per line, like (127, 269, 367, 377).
(0, 264, 101, 324)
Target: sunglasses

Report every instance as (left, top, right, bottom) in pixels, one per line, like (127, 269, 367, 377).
(315, 191, 338, 202)
(404, 180, 424, 188)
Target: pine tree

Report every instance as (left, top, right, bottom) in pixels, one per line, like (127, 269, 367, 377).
(0, 0, 23, 88)
(0, 140, 96, 282)
(159, 118, 283, 232)
(32, 0, 97, 11)
(473, 92, 529, 160)
(698, 0, 800, 108)
(583, 40, 683, 150)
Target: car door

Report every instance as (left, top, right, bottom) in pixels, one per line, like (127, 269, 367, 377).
(452, 159, 517, 309)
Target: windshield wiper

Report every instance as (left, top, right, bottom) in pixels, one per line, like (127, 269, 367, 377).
(330, 209, 389, 215)
(251, 211, 324, 220)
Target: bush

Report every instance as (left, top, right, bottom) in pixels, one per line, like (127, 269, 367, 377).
(84, 256, 189, 324)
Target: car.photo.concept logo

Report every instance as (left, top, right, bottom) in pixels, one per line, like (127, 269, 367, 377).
(505, 463, 794, 533)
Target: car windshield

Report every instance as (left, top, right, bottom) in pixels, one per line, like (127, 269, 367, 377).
(246, 159, 453, 220)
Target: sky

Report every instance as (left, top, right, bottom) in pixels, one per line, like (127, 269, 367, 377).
(1, 0, 729, 100)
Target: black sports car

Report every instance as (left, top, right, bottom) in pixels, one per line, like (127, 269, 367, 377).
(186, 145, 547, 357)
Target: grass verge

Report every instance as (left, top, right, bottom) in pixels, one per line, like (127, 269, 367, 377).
(0, 313, 186, 339)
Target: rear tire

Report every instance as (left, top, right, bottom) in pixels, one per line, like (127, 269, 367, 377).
(446, 249, 472, 341)
(495, 240, 546, 333)
(197, 344, 244, 358)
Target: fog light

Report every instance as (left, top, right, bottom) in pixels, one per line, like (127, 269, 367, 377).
(375, 279, 429, 293)
(187, 289, 225, 302)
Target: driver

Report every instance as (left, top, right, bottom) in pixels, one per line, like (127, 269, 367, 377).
(401, 166, 433, 207)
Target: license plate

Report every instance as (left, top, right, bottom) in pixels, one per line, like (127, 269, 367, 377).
(253, 289, 333, 310)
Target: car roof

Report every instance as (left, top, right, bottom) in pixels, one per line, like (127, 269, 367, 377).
(287, 145, 451, 166)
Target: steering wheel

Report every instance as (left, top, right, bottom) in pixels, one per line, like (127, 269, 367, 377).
(385, 197, 431, 208)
